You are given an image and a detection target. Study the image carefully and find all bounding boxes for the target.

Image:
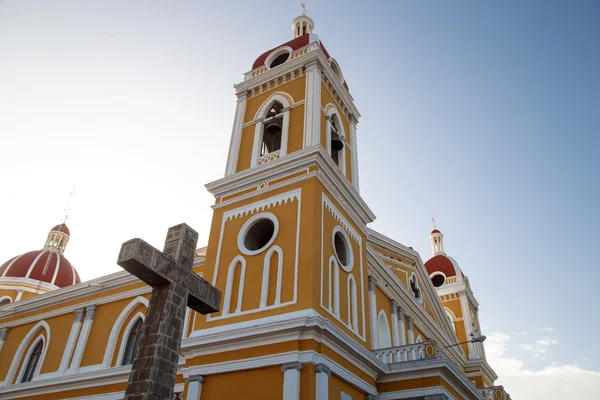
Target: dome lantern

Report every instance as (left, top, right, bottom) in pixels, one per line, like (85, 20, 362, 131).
(292, 4, 314, 38)
(44, 224, 70, 254)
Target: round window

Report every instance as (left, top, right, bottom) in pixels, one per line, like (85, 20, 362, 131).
(238, 213, 279, 255)
(332, 227, 353, 272)
(431, 274, 445, 287)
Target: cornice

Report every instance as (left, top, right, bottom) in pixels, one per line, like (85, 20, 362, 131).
(366, 231, 460, 343)
(205, 146, 376, 227)
(235, 46, 360, 120)
(365, 245, 466, 366)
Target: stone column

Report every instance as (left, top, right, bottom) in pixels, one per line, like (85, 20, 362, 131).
(185, 375, 204, 400)
(15, 289, 24, 302)
(398, 307, 407, 345)
(368, 276, 378, 349)
(407, 317, 415, 344)
(67, 305, 97, 372)
(225, 91, 248, 176)
(315, 364, 330, 400)
(0, 326, 10, 355)
(58, 307, 85, 373)
(281, 362, 302, 400)
(390, 300, 400, 347)
(303, 61, 322, 148)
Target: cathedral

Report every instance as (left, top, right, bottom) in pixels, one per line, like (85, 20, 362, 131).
(0, 9, 510, 400)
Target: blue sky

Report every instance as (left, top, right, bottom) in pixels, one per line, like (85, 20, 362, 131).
(0, 1, 598, 397)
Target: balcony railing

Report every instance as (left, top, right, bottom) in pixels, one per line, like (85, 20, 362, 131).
(373, 341, 483, 399)
(373, 341, 437, 364)
(481, 386, 511, 400)
(257, 150, 281, 165)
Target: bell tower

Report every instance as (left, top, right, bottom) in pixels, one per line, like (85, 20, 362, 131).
(194, 8, 376, 351)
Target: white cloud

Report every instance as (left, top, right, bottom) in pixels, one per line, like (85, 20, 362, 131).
(487, 332, 600, 399)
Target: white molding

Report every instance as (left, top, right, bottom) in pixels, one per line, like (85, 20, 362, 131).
(67, 305, 97, 373)
(264, 46, 294, 70)
(16, 335, 45, 384)
(332, 225, 354, 272)
(250, 92, 293, 168)
(378, 386, 455, 400)
(102, 296, 149, 368)
(324, 104, 347, 177)
(237, 212, 279, 256)
(346, 274, 358, 333)
(115, 312, 144, 367)
(225, 92, 248, 176)
(222, 256, 246, 316)
(260, 245, 284, 307)
(2, 320, 50, 387)
(1, 254, 24, 277)
(376, 310, 392, 349)
(303, 62, 322, 147)
(349, 117, 359, 191)
(58, 308, 85, 373)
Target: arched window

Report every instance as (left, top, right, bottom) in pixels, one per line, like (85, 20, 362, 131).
(409, 273, 422, 304)
(21, 340, 43, 383)
(261, 102, 283, 156)
(121, 317, 143, 366)
(0, 297, 11, 307)
(347, 274, 358, 332)
(325, 108, 347, 175)
(252, 94, 292, 167)
(260, 246, 283, 308)
(377, 310, 392, 349)
(223, 256, 246, 315)
(328, 257, 340, 316)
(445, 308, 456, 332)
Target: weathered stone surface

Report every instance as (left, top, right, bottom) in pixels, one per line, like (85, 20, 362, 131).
(117, 223, 222, 400)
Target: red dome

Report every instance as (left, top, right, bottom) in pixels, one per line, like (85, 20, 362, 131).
(431, 229, 441, 234)
(0, 250, 80, 288)
(425, 254, 461, 278)
(51, 224, 70, 236)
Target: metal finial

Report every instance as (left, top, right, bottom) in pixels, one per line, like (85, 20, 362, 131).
(432, 217, 436, 229)
(300, 3, 307, 15)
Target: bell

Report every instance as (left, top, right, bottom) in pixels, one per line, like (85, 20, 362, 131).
(331, 131, 344, 153)
(263, 123, 282, 153)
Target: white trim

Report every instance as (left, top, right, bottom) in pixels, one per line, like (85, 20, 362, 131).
(1, 254, 24, 277)
(115, 312, 144, 366)
(347, 274, 358, 333)
(225, 92, 248, 176)
(349, 118, 359, 191)
(182, 350, 376, 396)
(250, 92, 293, 168)
(332, 226, 353, 272)
(58, 308, 85, 373)
(237, 212, 279, 256)
(430, 271, 447, 288)
(222, 256, 246, 315)
(324, 105, 347, 177)
(50, 253, 61, 285)
(376, 310, 392, 349)
(101, 296, 149, 368)
(265, 46, 293, 70)
(260, 245, 284, 308)
(378, 386, 456, 400)
(303, 62, 322, 147)
(67, 305, 97, 373)
(24, 250, 49, 278)
(16, 335, 45, 384)
(3, 320, 50, 387)
(0, 296, 12, 306)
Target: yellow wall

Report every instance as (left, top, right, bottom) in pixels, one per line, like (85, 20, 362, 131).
(330, 374, 366, 399)
(199, 366, 283, 400)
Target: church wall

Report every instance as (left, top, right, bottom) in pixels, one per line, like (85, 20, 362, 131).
(16, 382, 127, 400)
(81, 295, 150, 367)
(300, 362, 316, 400)
(235, 76, 307, 174)
(375, 285, 393, 345)
(109, 303, 147, 367)
(0, 288, 16, 303)
(320, 82, 354, 183)
(329, 373, 366, 399)
(192, 179, 317, 330)
(315, 181, 368, 346)
(39, 312, 73, 374)
(198, 366, 284, 400)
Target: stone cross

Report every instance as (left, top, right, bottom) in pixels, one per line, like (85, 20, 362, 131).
(117, 223, 221, 400)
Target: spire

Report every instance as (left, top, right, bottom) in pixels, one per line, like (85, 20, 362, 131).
(292, 4, 314, 38)
(429, 220, 444, 256)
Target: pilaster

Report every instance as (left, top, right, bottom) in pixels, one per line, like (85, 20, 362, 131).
(315, 364, 331, 400)
(349, 114, 359, 192)
(281, 362, 302, 400)
(303, 61, 322, 148)
(67, 304, 97, 373)
(58, 307, 85, 373)
(0, 326, 9, 355)
(368, 276, 378, 348)
(225, 92, 248, 176)
(390, 300, 400, 346)
(185, 375, 204, 400)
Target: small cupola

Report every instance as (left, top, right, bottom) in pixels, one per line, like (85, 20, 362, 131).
(292, 5, 314, 38)
(429, 219, 445, 256)
(44, 224, 70, 254)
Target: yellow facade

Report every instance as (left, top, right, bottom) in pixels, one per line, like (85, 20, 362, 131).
(0, 10, 510, 400)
